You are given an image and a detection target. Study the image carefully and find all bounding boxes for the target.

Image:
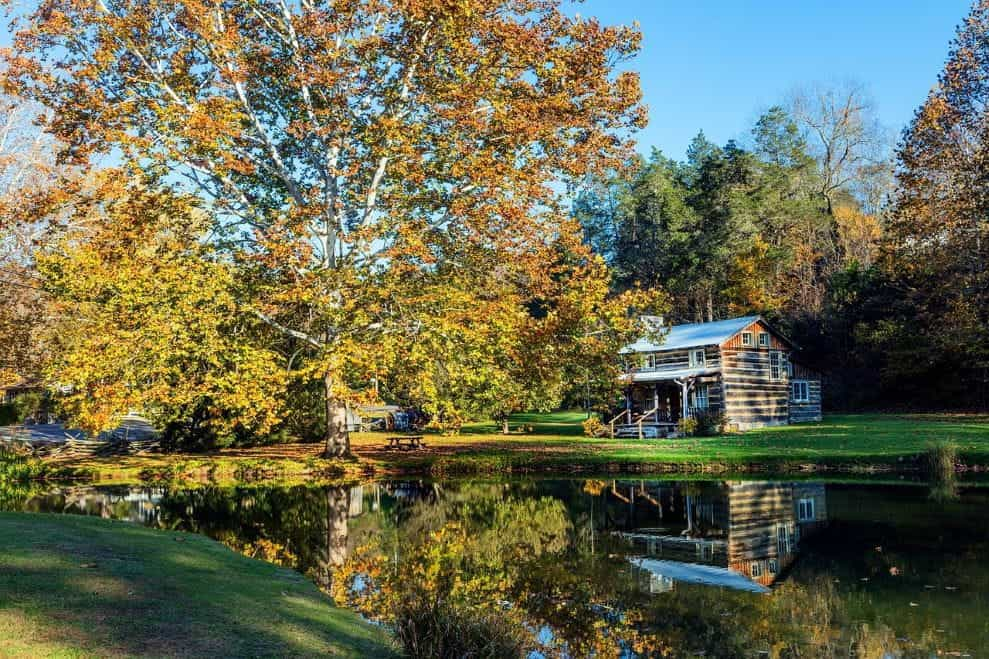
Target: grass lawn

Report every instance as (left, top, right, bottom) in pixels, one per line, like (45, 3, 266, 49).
(0, 512, 396, 658)
(14, 412, 989, 482)
(348, 412, 989, 474)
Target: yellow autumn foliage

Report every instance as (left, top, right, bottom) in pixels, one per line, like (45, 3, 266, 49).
(36, 172, 286, 438)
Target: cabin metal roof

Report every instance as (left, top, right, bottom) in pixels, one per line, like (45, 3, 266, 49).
(622, 315, 761, 353)
(631, 557, 770, 593)
(622, 366, 721, 383)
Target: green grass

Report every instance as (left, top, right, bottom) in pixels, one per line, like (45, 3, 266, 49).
(352, 412, 989, 474)
(23, 412, 989, 482)
(461, 410, 591, 436)
(0, 512, 397, 658)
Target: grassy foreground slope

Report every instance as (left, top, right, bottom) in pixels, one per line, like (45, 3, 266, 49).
(0, 513, 396, 658)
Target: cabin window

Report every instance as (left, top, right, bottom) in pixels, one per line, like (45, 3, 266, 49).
(640, 353, 657, 370)
(750, 562, 763, 578)
(798, 498, 815, 522)
(769, 351, 783, 380)
(791, 380, 809, 403)
(692, 385, 710, 410)
(768, 559, 779, 575)
(776, 523, 792, 555)
(695, 542, 714, 561)
(741, 331, 753, 346)
(758, 332, 770, 347)
(689, 348, 706, 367)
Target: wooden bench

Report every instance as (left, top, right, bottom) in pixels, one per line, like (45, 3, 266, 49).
(386, 435, 426, 451)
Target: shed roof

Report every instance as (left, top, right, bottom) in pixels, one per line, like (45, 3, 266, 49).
(622, 315, 761, 353)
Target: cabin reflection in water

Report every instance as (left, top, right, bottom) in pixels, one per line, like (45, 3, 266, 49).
(611, 481, 827, 594)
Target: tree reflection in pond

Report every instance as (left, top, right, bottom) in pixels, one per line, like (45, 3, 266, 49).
(9, 479, 988, 657)
(333, 489, 668, 657)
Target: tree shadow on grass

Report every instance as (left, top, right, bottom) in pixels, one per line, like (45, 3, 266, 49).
(0, 512, 398, 658)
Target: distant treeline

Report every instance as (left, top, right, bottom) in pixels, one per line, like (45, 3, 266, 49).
(578, 31, 989, 412)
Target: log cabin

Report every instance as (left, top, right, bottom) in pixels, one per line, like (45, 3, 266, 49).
(621, 480, 828, 593)
(613, 315, 822, 437)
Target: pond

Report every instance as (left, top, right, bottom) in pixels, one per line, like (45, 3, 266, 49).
(6, 477, 987, 657)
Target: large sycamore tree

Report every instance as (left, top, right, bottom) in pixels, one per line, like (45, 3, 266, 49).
(4, 0, 648, 454)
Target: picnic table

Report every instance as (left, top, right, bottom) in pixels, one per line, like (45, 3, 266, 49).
(386, 435, 426, 451)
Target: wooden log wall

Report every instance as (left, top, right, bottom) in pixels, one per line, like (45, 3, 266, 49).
(725, 482, 798, 585)
(788, 362, 823, 423)
(719, 338, 790, 430)
(630, 346, 721, 371)
(720, 320, 789, 351)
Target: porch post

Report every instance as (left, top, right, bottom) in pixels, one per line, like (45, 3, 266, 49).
(681, 380, 690, 420)
(653, 384, 660, 421)
(624, 387, 632, 424)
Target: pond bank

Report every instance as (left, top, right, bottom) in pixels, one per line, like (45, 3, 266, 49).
(9, 413, 989, 484)
(0, 512, 397, 658)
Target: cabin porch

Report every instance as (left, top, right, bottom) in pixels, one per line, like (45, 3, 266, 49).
(609, 380, 703, 439)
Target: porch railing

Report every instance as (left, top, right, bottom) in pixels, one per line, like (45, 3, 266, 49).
(609, 406, 680, 439)
(633, 406, 660, 439)
(607, 409, 632, 438)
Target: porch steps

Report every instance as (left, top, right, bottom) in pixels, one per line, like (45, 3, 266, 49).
(615, 424, 665, 439)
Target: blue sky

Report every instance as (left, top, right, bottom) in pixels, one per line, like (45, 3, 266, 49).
(573, 0, 972, 159)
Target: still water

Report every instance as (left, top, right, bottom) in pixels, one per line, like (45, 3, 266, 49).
(8, 478, 988, 657)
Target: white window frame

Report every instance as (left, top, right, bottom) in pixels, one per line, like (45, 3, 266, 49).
(769, 351, 783, 381)
(695, 542, 714, 561)
(741, 331, 753, 346)
(776, 523, 792, 555)
(750, 562, 763, 578)
(797, 498, 815, 522)
(693, 384, 710, 410)
(689, 348, 706, 367)
(768, 559, 778, 575)
(758, 332, 770, 347)
(642, 353, 656, 370)
(791, 380, 809, 403)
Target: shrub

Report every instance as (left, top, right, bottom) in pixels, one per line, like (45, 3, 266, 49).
(581, 416, 606, 438)
(677, 417, 697, 436)
(924, 441, 958, 501)
(425, 417, 462, 436)
(0, 449, 46, 483)
(394, 598, 525, 659)
(924, 440, 957, 481)
(693, 410, 727, 437)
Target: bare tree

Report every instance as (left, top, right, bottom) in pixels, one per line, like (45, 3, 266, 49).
(788, 81, 892, 215)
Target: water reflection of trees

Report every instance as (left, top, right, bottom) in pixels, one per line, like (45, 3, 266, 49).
(14, 480, 981, 657)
